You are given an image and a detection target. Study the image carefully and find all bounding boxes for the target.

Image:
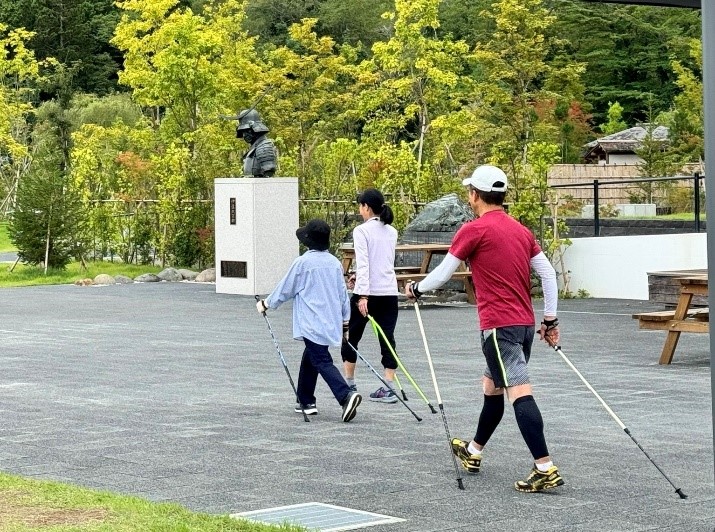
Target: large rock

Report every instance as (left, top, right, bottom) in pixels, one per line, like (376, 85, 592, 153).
(93, 274, 115, 285)
(157, 267, 183, 282)
(404, 193, 473, 233)
(134, 273, 161, 283)
(114, 275, 134, 284)
(178, 269, 199, 281)
(195, 268, 216, 283)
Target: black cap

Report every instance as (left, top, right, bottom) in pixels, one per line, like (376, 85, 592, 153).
(296, 219, 331, 251)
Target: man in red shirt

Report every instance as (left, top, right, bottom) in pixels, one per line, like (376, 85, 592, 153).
(405, 165, 563, 493)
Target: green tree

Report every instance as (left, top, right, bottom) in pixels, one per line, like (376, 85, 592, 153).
(0, 24, 44, 217)
(112, 0, 263, 267)
(356, 0, 471, 206)
(261, 19, 362, 178)
(665, 38, 703, 164)
(469, 0, 585, 204)
(601, 101, 628, 135)
(9, 99, 85, 270)
(634, 120, 679, 204)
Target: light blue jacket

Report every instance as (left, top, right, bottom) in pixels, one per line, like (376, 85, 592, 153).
(266, 250, 350, 347)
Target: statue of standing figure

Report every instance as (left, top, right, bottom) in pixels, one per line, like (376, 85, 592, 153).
(235, 109, 278, 178)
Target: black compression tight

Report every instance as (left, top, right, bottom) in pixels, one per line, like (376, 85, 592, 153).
(474, 394, 504, 447)
(513, 395, 549, 460)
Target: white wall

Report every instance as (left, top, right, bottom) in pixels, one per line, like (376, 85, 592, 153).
(561, 233, 707, 300)
(607, 153, 641, 165)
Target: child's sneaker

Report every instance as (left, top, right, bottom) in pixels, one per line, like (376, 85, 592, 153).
(514, 465, 564, 493)
(341, 391, 362, 422)
(450, 438, 481, 473)
(368, 386, 398, 403)
(294, 403, 318, 415)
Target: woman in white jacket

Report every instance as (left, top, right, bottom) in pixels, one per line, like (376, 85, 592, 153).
(340, 188, 400, 403)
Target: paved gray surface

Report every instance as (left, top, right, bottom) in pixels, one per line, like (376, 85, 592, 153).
(0, 282, 713, 531)
(0, 252, 17, 263)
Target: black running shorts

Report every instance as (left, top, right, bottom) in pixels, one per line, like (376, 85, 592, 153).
(481, 325, 535, 388)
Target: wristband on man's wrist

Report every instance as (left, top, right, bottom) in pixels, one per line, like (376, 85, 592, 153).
(542, 317, 558, 328)
(411, 281, 422, 298)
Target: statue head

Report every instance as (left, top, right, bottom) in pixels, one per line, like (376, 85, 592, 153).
(236, 109, 269, 144)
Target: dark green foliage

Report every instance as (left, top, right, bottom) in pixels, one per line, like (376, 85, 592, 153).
(0, 0, 121, 96)
(438, 0, 493, 42)
(315, 0, 393, 47)
(167, 205, 214, 268)
(245, 0, 322, 45)
(547, 0, 700, 124)
(245, 0, 392, 48)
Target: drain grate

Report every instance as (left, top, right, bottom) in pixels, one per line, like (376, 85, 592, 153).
(231, 502, 405, 531)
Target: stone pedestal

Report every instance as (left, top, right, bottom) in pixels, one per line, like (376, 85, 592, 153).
(214, 178, 299, 295)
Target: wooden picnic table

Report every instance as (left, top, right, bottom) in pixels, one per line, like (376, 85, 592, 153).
(340, 243, 476, 304)
(632, 275, 709, 365)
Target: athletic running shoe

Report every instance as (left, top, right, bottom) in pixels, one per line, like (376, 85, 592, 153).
(450, 438, 481, 473)
(368, 386, 398, 403)
(342, 391, 362, 422)
(348, 384, 358, 392)
(514, 465, 564, 493)
(294, 403, 318, 415)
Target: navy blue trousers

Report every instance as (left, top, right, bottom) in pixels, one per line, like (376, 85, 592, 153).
(297, 338, 351, 406)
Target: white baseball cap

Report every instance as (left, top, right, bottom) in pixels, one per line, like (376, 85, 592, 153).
(462, 165, 508, 192)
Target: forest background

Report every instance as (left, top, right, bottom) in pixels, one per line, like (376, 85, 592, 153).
(0, 0, 705, 270)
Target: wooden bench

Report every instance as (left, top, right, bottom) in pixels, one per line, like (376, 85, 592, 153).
(340, 243, 475, 304)
(632, 275, 709, 364)
(395, 271, 475, 304)
(632, 308, 709, 331)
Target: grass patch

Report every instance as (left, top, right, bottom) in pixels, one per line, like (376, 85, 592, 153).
(0, 471, 304, 531)
(0, 261, 165, 288)
(0, 222, 15, 252)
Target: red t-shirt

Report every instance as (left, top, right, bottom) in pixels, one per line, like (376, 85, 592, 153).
(449, 210, 541, 330)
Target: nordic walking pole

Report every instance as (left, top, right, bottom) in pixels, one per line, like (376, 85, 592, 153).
(413, 301, 465, 490)
(549, 341, 686, 499)
(368, 315, 437, 413)
(393, 373, 408, 401)
(255, 296, 309, 422)
(346, 341, 422, 422)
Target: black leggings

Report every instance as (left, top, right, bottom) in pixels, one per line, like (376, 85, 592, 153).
(340, 294, 399, 370)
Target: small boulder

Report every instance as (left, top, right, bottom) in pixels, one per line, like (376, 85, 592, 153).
(93, 274, 116, 285)
(114, 275, 134, 284)
(195, 268, 216, 283)
(134, 273, 161, 283)
(178, 268, 199, 281)
(157, 267, 183, 282)
(74, 278, 94, 286)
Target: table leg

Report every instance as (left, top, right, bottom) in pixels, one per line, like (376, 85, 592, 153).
(658, 291, 693, 365)
(419, 251, 432, 275)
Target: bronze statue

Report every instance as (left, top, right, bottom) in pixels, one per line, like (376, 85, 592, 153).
(234, 109, 277, 178)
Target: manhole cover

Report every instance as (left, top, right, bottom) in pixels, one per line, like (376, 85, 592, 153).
(231, 502, 405, 531)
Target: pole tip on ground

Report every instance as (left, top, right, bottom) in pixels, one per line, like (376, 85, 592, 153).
(457, 479, 465, 490)
(429, 404, 437, 414)
(675, 488, 688, 499)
